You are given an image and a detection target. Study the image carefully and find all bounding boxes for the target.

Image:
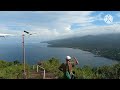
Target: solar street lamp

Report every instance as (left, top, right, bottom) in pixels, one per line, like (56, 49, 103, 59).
(22, 30, 32, 79)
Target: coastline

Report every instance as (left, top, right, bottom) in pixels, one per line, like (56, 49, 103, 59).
(47, 44, 120, 62)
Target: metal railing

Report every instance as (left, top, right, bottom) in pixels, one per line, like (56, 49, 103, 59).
(32, 65, 45, 79)
(36, 65, 45, 79)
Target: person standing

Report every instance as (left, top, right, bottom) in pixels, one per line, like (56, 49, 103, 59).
(59, 56, 79, 79)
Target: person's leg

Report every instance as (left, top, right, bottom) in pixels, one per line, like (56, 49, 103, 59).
(71, 71, 75, 79)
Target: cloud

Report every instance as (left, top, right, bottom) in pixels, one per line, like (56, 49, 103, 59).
(0, 33, 14, 36)
(32, 11, 95, 39)
(0, 11, 120, 42)
(73, 23, 120, 37)
(0, 25, 21, 37)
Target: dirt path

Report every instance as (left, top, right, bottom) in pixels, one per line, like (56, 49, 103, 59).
(28, 70, 57, 79)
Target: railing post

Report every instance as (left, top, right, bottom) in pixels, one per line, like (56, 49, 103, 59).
(43, 69, 45, 79)
(37, 65, 38, 72)
(33, 65, 35, 70)
(36, 65, 45, 79)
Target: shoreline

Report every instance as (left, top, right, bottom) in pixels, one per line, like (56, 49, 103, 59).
(47, 45, 120, 62)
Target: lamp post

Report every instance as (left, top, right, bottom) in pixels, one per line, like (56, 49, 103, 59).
(22, 30, 32, 79)
(22, 33, 26, 79)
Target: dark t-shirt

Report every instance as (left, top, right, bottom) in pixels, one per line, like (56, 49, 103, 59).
(59, 63, 68, 73)
(59, 62, 75, 73)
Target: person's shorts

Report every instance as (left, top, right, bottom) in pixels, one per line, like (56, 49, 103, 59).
(66, 71, 71, 79)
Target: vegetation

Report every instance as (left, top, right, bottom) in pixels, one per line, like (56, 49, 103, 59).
(37, 58, 120, 79)
(0, 60, 29, 79)
(83, 48, 120, 61)
(0, 58, 120, 79)
(39, 57, 63, 78)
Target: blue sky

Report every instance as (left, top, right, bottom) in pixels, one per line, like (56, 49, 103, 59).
(0, 11, 120, 43)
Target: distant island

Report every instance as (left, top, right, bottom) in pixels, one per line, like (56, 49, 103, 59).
(44, 33, 120, 61)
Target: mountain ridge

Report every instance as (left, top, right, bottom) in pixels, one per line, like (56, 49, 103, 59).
(45, 33, 120, 49)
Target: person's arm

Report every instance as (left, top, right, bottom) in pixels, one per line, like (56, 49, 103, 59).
(69, 57, 79, 66)
(73, 57, 79, 65)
